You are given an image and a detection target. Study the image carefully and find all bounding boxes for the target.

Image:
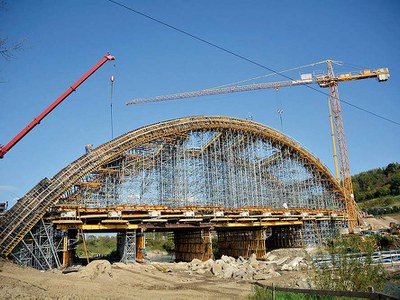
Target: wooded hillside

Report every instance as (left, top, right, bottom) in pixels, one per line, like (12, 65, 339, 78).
(353, 162, 400, 213)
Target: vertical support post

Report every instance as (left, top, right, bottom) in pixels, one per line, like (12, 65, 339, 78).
(136, 231, 145, 261)
(272, 283, 276, 300)
(62, 232, 69, 267)
(80, 228, 90, 265)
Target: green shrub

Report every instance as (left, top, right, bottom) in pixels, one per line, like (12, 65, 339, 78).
(212, 236, 220, 259)
(248, 286, 365, 300)
(312, 236, 387, 292)
(163, 239, 175, 253)
(76, 234, 117, 257)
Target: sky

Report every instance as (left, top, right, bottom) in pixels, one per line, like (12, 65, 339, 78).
(0, 0, 399, 208)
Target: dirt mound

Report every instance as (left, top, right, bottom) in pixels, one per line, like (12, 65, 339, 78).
(79, 260, 112, 279)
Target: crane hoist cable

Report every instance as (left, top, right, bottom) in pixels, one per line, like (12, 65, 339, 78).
(110, 75, 115, 140)
(205, 60, 334, 91)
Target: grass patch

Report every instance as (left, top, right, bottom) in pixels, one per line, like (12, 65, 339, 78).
(358, 195, 400, 210)
(248, 286, 366, 300)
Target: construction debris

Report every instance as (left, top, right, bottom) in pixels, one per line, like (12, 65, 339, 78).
(184, 252, 306, 281)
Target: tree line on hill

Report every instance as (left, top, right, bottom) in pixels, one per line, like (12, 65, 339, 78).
(352, 162, 400, 214)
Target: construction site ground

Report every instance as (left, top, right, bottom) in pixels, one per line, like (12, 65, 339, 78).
(363, 214, 400, 229)
(0, 250, 311, 300)
(0, 215, 399, 300)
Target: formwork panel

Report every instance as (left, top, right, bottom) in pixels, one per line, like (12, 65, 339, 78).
(217, 228, 266, 259)
(266, 225, 303, 249)
(136, 232, 145, 261)
(174, 229, 212, 262)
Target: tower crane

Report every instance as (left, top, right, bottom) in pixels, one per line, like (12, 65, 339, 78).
(126, 61, 390, 232)
(0, 53, 115, 159)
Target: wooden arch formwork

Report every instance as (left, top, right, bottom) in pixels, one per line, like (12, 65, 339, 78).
(0, 116, 348, 267)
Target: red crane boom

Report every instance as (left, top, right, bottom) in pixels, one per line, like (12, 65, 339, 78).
(0, 53, 115, 159)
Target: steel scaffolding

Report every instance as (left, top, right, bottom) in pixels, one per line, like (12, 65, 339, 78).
(0, 116, 350, 267)
(118, 231, 136, 263)
(60, 128, 345, 214)
(10, 220, 61, 270)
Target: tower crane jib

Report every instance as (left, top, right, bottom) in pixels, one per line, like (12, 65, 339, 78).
(125, 61, 390, 233)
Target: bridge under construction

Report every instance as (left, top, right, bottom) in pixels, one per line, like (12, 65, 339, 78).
(0, 116, 349, 270)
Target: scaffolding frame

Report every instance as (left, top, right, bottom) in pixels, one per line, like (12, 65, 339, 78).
(10, 220, 61, 270)
(0, 116, 350, 263)
(60, 128, 345, 214)
(118, 231, 136, 263)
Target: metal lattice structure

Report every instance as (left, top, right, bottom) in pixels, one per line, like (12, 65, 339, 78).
(118, 231, 136, 263)
(9, 220, 61, 270)
(60, 125, 344, 211)
(0, 116, 347, 257)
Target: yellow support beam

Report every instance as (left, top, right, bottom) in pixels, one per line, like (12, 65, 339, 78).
(214, 220, 303, 228)
(56, 223, 139, 231)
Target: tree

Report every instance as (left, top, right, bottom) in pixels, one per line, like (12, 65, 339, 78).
(0, 1, 25, 60)
(385, 163, 399, 176)
(0, 36, 24, 60)
(390, 174, 400, 196)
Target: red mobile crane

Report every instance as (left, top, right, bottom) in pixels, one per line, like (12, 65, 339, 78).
(0, 53, 115, 159)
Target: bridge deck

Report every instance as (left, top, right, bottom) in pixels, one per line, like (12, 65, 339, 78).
(51, 205, 346, 232)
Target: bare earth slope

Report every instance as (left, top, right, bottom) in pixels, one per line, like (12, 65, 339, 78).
(364, 215, 400, 229)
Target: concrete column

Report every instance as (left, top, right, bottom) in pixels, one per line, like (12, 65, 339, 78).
(61, 230, 76, 266)
(217, 228, 267, 259)
(267, 225, 303, 249)
(174, 229, 212, 262)
(136, 232, 145, 261)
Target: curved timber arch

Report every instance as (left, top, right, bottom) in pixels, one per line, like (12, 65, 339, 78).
(0, 116, 345, 256)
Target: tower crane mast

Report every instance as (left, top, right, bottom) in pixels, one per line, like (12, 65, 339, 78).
(126, 61, 390, 232)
